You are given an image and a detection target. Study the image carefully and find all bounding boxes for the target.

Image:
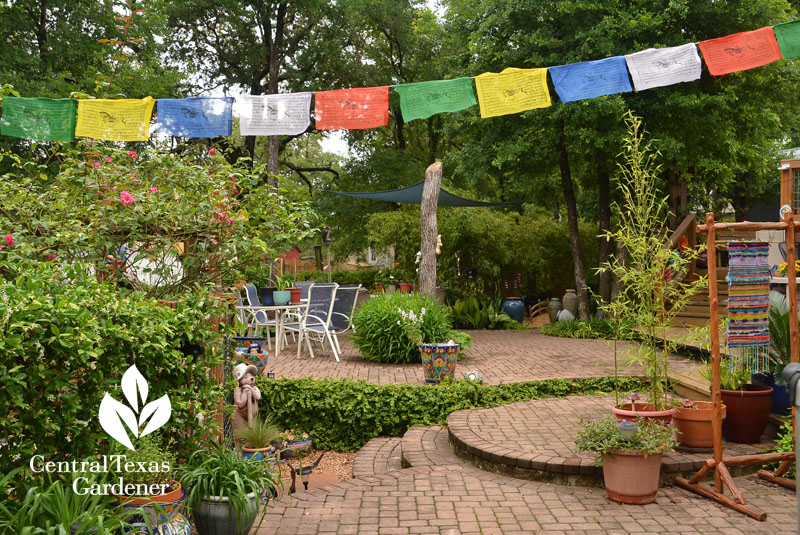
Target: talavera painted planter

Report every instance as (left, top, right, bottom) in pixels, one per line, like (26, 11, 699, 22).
(419, 344, 459, 384)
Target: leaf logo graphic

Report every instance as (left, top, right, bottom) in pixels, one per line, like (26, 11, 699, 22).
(98, 364, 171, 450)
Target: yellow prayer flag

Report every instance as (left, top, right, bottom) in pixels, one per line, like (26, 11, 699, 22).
(75, 97, 155, 141)
(474, 68, 551, 118)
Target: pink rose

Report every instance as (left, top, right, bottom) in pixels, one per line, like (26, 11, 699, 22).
(208, 148, 217, 155)
(93, 162, 101, 168)
(150, 186, 158, 192)
(127, 151, 138, 160)
(45, 252, 58, 261)
(3, 234, 14, 247)
(120, 191, 135, 205)
(104, 157, 112, 162)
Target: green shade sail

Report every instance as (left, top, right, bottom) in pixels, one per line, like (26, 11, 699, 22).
(1, 97, 77, 141)
(773, 21, 800, 58)
(324, 181, 522, 207)
(394, 77, 477, 122)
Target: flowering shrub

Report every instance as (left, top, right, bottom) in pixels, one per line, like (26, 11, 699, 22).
(351, 292, 453, 363)
(0, 143, 317, 298)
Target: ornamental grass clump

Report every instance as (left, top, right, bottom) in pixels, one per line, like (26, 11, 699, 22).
(574, 414, 677, 466)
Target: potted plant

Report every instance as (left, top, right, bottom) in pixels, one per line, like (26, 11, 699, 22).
(398, 305, 459, 384)
(236, 415, 282, 461)
(754, 290, 795, 415)
(598, 113, 706, 423)
(672, 398, 726, 450)
(112, 434, 189, 533)
(384, 269, 398, 294)
(575, 414, 677, 504)
(274, 429, 312, 459)
(181, 444, 282, 535)
(374, 269, 387, 293)
(702, 358, 773, 444)
(271, 275, 292, 305)
(395, 268, 412, 292)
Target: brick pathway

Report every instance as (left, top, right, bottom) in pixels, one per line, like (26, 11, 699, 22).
(256, 425, 797, 535)
(268, 330, 698, 385)
(448, 395, 774, 482)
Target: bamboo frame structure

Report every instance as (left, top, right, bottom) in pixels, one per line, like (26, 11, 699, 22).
(674, 211, 798, 520)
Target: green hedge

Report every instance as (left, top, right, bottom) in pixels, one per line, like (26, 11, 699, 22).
(294, 268, 377, 289)
(257, 376, 646, 451)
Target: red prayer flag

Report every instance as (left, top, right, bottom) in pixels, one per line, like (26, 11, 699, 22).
(314, 87, 389, 130)
(698, 27, 782, 76)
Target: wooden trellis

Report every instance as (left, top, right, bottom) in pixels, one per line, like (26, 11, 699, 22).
(674, 212, 797, 520)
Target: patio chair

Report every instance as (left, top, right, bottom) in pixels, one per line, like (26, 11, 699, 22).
(244, 283, 278, 350)
(329, 284, 361, 354)
(294, 280, 315, 301)
(284, 283, 339, 361)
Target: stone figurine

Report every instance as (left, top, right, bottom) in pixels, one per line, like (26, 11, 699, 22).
(233, 363, 261, 430)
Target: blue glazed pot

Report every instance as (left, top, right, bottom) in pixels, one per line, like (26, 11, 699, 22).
(258, 287, 276, 306)
(272, 290, 291, 305)
(752, 373, 791, 415)
(502, 298, 525, 323)
(419, 344, 459, 384)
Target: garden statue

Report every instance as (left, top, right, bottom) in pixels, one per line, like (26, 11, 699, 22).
(436, 234, 442, 255)
(233, 363, 261, 430)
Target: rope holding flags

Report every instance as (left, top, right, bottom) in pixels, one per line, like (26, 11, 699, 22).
(2, 20, 800, 141)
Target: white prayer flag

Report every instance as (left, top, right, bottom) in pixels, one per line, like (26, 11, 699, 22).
(237, 93, 312, 136)
(624, 44, 702, 91)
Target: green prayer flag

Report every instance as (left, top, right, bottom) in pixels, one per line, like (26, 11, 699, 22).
(394, 77, 477, 122)
(1, 97, 77, 141)
(773, 21, 800, 59)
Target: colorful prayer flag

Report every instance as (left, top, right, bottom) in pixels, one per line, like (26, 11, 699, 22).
(773, 21, 800, 59)
(0, 97, 77, 142)
(157, 97, 234, 137)
(698, 27, 782, 76)
(549, 57, 632, 103)
(237, 93, 312, 136)
(473, 68, 551, 118)
(394, 78, 476, 122)
(624, 44, 702, 91)
(314, 87, 389, 130)
(75, 97, 155, 141)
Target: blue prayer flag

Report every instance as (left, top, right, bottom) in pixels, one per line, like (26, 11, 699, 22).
(549, 57, 632, 103)
(156, 97, 234, 137)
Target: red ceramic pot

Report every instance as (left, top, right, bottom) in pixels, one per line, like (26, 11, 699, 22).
(720, 384, 773, 444)
(289, 287, 302, 304)
(398, 282, 412, 293)
(611, 403, 677, 425)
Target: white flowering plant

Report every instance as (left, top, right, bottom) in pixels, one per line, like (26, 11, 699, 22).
(398, 307, 426, 345)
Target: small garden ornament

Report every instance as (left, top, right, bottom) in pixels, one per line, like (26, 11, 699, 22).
(233, 363, 261, 430)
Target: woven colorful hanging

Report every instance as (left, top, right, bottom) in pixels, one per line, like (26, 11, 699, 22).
(726, 241, 771, 373)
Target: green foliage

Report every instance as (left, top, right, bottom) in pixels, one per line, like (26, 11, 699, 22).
(351, 292, 453, 363)
(235, 415, 283, 450)
(597, 113, 707, 410)
(450, 297, 523, 330)
(0, 469, 139, 535)
(0, 144, 317, 299)
(574, 415, 678, 465)
(769, 291, 793, 380)
(293, 269, 377, 289)
(767, 422, 796, 478)
(113, 434, 177, 489)
(0, 255, 225, 479)
(257, 376, 647, 451)
(180, 444, 282, 525)
(701, 358, 751, 391)
(540, 319, 637, 340)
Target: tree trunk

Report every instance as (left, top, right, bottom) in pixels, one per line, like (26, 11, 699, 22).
(597, 165, 612, 308)
(419, 162, 443, 297)
(557, 127, 590, 320)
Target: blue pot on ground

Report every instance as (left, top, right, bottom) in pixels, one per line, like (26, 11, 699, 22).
(752, 373, 791, 415)
(502, 297, 525, 323)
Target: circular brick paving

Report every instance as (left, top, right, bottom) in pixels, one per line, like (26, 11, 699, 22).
(448, 395, 774, 484)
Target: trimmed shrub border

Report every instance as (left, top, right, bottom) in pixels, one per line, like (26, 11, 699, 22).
(257, 376, 647, 451)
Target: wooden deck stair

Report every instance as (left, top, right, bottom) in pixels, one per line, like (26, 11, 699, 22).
(672, 268, 728, 327)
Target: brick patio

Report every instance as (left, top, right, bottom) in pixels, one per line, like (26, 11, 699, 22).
(268, 330, 698, 385)
(256, 424, 797, 535)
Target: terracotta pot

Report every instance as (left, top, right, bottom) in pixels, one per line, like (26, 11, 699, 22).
(376, 283, 384, 293)
(602, 449, 663, 504)
(673, 401, 726, 449)
(289, 287, 302, 304)
(398, 282, 412, 292)
(611, 403, 677, 425)
(720, 384, 773, 443)
(114, 480, 184, 506)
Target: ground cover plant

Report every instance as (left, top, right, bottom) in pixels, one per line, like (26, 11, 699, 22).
(257, 376, 646, 451)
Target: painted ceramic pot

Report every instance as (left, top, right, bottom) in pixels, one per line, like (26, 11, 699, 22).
(419, 343, 459, 384)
